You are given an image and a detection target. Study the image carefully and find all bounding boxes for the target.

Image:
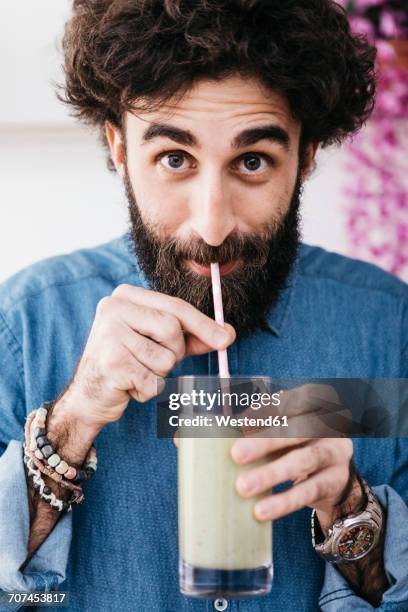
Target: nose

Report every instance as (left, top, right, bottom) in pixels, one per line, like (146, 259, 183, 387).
(189, 170, 236, 246)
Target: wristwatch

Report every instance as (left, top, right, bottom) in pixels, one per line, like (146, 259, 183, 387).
(311, 478, 383, 564)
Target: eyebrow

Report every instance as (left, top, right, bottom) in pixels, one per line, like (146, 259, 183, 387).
(141, 122, 290, 151)
(232, 125, 290, 151)
(142, 123, 197, 147)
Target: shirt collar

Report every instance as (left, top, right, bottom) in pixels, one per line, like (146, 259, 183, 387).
(119, 231, 151, 288)
(264, 261, 297, 337)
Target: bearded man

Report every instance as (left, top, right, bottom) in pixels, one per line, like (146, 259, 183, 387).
(0, 1, 408, 611)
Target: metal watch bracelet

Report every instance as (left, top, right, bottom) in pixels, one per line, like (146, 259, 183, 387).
(311, 478, 384, 564)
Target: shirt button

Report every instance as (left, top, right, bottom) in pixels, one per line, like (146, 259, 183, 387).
(214, 598, 228, 611)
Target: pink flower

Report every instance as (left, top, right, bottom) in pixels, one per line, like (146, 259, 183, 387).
(353, 0, 386, 9)
(376, 40, 396, 62)
(350, 15, 375, 38)
(342, 58, 408, 279)
(379, 9, 406, 38)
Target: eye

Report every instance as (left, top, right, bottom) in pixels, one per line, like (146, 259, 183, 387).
(236, 153, 270, 175)
(158, 151, 194, 172)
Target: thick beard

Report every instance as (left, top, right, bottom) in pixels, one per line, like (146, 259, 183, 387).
(124, 169, 302, 336)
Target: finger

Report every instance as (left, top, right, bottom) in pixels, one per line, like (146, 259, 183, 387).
(253, 466, 342, 521)
(231, 437, 309, 464)
(103, 298, 186, 361)
(117, 359, 161, 403)
(173, 431, 180, 447)
(235, 440, 337, 498)
(112, 285, 236, 350)
(185, 323, 236, 357)
(120, 329, 177, 378)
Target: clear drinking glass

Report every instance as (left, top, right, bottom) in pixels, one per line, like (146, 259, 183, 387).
(177, 376, 273, 599)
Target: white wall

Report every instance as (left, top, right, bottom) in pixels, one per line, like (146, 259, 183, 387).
(1, 1, 72, 126)
(0, 126, 127, 280)
(0, 1, 353, 283)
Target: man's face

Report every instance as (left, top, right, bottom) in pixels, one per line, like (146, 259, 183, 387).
(106, 76, 314, 334)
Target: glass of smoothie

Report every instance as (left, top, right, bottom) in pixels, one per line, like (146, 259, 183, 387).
(177, 375, 273, 599)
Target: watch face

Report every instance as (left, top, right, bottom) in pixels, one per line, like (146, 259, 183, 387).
(338, 525, 375, 560)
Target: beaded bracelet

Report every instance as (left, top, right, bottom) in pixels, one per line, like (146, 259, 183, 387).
(23, 412, 85, 511)
(27, 401, 97, 485)
(24, 412, 84, 497)
(23, 401, 98, 511)
(24, 455, 71, 512)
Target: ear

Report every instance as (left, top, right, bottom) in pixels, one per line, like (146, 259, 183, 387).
(301, 142, 318, 181)
(105, 121, 125, 178)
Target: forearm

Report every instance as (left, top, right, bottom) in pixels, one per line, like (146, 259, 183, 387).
(317, 475, 388, 607)
(331, 526, 387, 608)
(23, 394, 101, 565)
(24, 470, 64, 566)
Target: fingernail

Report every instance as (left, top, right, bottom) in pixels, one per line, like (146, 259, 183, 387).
(237, 473, 257, 495)
(231, 440, 252, 462)
(255, 500, 271, 518)
(157, 378, 166, 394)
(214, 328, 229, 346)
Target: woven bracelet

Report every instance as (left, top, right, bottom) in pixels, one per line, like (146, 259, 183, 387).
(24, 455, 72, 512)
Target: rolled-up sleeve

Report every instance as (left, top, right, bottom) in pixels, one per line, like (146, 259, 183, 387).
(0, 440, 72, 595)
(318, 484, 408, 611)
(0, 311, 72, 608)
(320, 304, 408, 610)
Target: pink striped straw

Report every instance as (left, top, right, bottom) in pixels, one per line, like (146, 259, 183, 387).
(210, 262, 230, 378)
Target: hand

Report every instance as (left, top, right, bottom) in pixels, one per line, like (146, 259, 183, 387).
(238, 383, 352, 438)
(56, 284, 235, 430)
(231, 435, 357, 523)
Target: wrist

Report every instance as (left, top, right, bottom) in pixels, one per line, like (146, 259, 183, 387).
(47, 394, 102, 468)
(316, 473, 366, 535)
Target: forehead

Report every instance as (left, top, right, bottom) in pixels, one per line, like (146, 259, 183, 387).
(126, 75, 300, 143)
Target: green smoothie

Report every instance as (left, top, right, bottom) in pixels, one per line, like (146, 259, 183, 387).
(178, 431, 272, 570)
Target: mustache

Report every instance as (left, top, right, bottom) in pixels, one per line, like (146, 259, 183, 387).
(125, 166, 281, 271)
(143, 223, 280, 271)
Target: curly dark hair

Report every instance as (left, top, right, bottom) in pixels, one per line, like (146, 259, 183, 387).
(59, 0, 377, 168)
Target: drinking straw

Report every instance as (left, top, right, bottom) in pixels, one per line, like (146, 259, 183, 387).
(210, 263, 230, 378)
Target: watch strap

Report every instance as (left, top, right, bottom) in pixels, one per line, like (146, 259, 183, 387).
(311, 478, 383, 564)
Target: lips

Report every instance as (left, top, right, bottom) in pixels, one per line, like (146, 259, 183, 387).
(187, 260, 240, 277)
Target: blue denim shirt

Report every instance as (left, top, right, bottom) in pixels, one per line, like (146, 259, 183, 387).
(1, 234, 408, 612)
